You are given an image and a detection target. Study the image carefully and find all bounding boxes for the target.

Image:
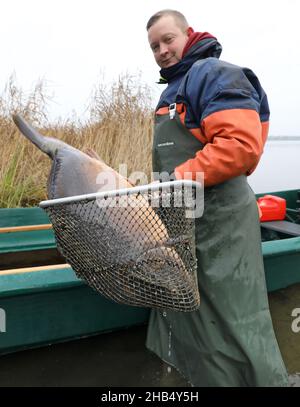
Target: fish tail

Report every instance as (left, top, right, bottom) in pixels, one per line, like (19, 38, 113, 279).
(12, 114, 69, 159)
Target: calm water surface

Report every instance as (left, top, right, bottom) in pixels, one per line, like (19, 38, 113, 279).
(248, 140, 300, 193)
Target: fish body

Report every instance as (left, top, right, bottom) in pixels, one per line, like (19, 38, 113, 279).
(13, 114, 199, 311)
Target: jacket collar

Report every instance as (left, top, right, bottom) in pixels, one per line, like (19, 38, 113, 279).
(158, 37, 222, 84)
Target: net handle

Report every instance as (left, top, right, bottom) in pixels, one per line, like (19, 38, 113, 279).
(39, 180, 202, 208)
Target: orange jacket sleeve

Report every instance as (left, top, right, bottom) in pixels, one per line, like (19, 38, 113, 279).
(175, 108, 268, 187)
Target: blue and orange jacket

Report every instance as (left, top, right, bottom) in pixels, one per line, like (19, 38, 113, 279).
(156, 36, 269, 187)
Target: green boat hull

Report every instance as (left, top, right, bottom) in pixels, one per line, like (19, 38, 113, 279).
(1, 189, 300, 362)
(0, 266, 149, 355)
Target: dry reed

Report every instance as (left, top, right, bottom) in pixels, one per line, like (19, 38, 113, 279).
(0, 74, 155, 208)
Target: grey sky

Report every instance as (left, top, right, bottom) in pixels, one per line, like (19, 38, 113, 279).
(1, 0, 299, 135)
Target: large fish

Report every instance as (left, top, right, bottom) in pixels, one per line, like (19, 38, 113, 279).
(12, 114, 199, 311)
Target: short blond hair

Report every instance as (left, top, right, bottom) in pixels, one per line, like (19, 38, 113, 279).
(146, 9, 189, 32)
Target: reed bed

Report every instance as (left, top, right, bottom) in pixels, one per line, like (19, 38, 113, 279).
(0, 75, 154, 208)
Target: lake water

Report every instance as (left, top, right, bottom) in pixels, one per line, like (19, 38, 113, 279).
(248, 140, 300, 194)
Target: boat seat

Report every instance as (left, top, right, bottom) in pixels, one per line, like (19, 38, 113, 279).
(261, 220, 300, 237)
(0, 227, 56, 254)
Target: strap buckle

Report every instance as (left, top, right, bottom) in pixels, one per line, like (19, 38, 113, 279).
(169, 103, 177, 120)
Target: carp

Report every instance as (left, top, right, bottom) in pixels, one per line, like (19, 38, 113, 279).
(12, 114, 199, 311)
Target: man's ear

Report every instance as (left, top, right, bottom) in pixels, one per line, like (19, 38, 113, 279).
(187, 27, 194, 37)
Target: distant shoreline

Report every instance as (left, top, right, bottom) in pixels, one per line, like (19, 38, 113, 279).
(268, 136, 300, 141)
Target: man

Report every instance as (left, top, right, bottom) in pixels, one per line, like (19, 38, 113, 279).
(146, 9, 288, 386)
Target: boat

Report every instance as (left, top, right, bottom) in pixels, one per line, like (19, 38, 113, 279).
(0, 188, 300, 377)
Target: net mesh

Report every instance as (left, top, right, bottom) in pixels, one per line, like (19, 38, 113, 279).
(43, 184, 200, 312)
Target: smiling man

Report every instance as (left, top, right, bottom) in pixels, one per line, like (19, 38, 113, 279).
(148, 13, 190, 68)
(146, 9, 288, 387)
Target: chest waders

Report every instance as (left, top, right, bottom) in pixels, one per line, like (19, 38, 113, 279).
(146, 108, 288, 386)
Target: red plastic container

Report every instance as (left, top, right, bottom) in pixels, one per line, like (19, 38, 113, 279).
(257, 195, 286, 222)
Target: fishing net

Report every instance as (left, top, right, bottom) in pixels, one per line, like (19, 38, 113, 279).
(40, 181, 202, 312)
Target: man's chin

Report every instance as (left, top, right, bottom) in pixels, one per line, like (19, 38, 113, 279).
(161, 60, 177, 68)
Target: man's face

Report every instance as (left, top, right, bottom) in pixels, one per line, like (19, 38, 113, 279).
(148, 15, 189, 69)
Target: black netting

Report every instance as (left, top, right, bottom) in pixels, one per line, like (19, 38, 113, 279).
(42, 184, 200, 311)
